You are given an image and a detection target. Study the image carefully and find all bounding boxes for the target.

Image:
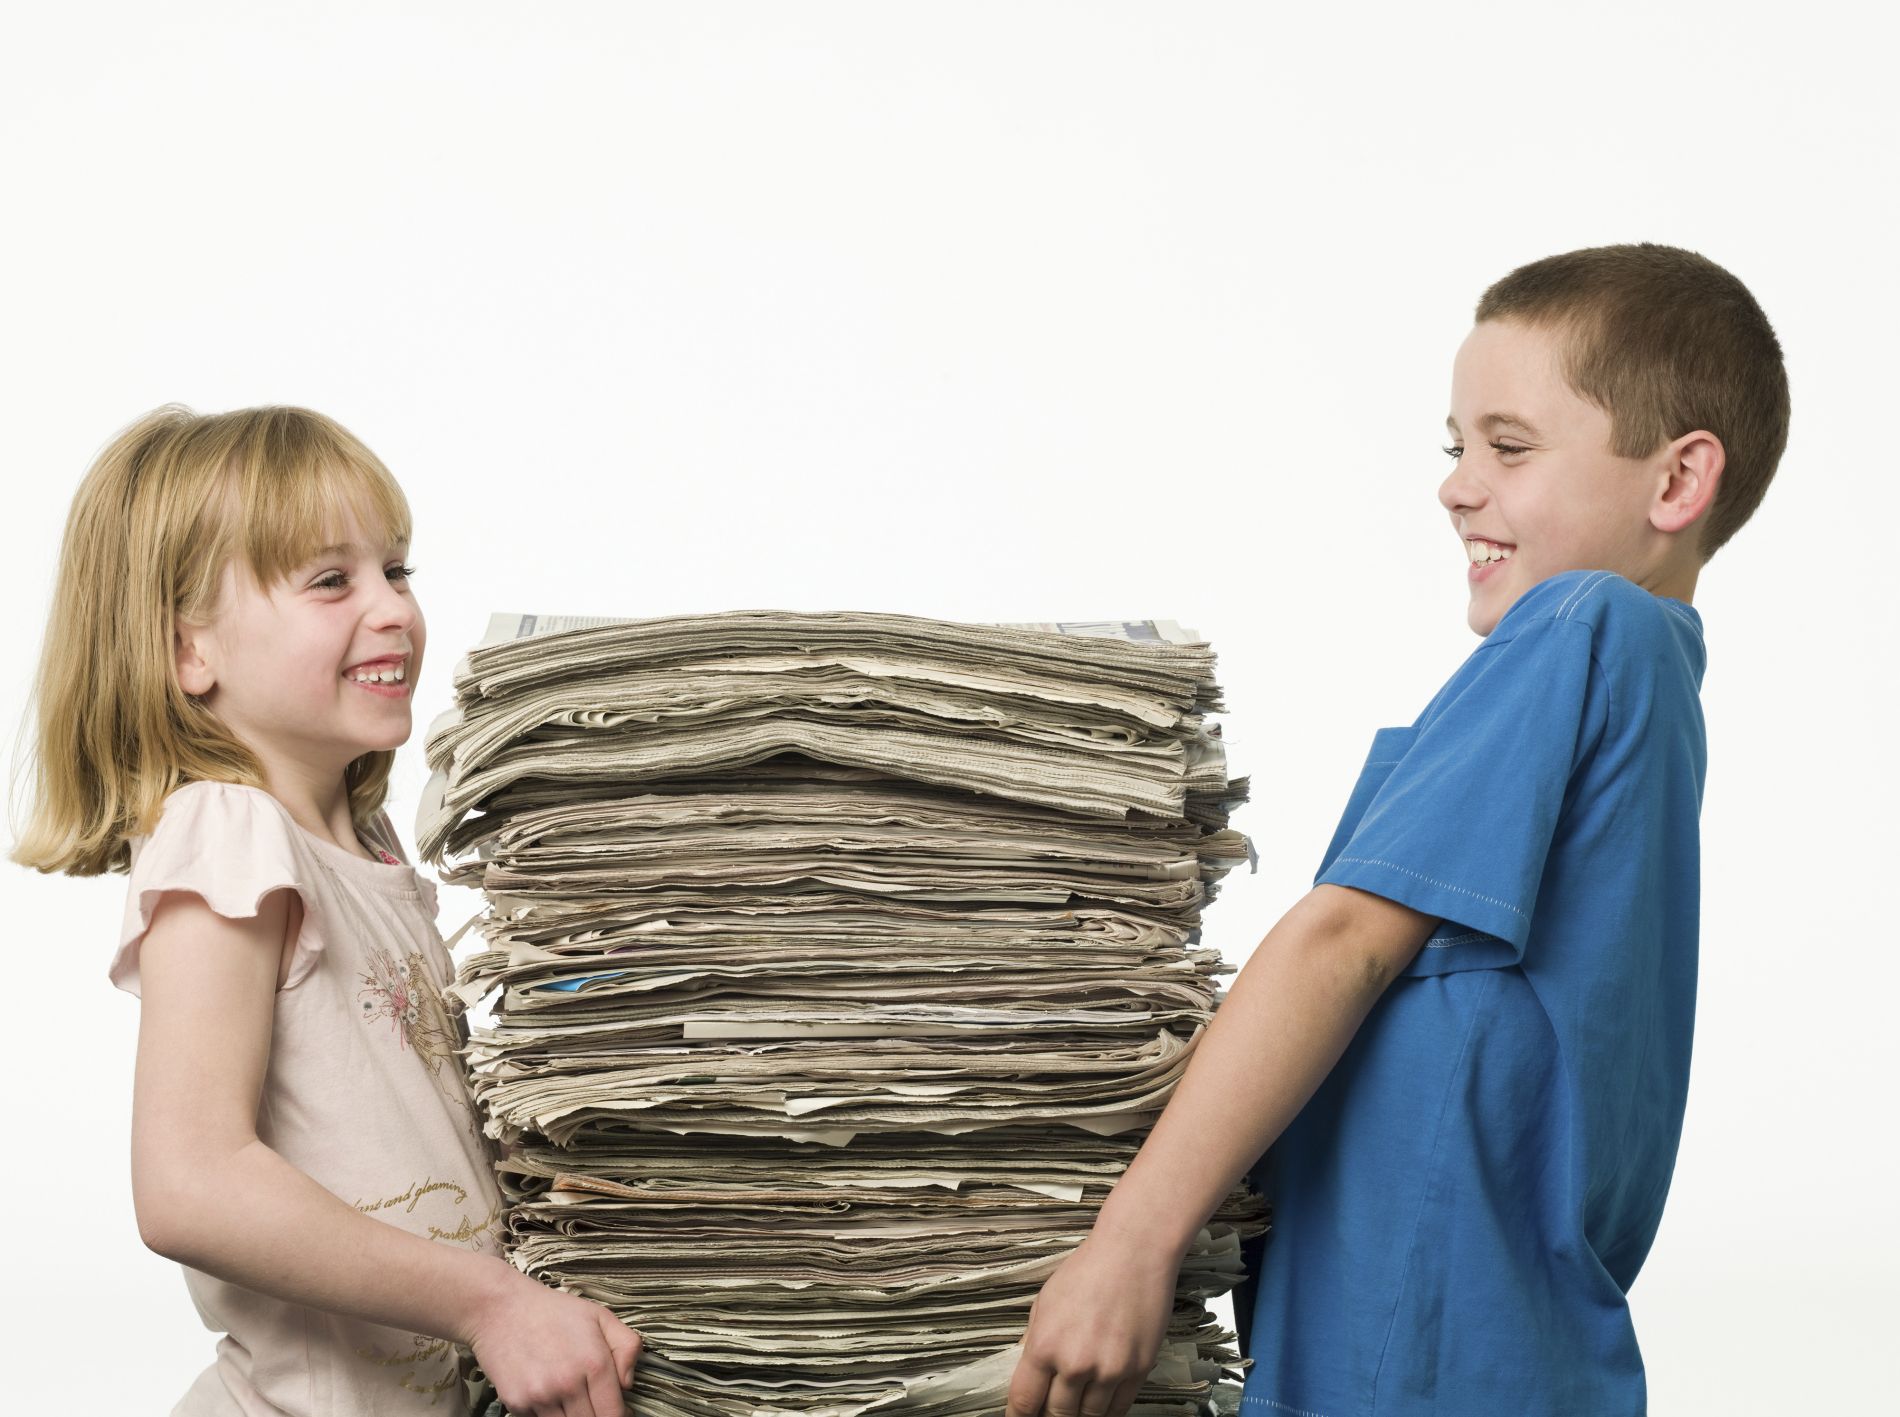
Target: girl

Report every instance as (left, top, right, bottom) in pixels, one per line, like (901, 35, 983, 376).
(10, 405, 642, 1417)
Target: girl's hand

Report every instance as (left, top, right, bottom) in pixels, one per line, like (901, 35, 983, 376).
(464, 1266, 643, 1417)
(1003, 1234, 1177, 1417)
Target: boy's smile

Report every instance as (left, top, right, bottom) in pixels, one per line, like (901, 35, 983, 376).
(1440, 319, 1723, 637)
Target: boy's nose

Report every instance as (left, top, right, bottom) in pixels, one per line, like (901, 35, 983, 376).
(1438, 462, 1486, 516)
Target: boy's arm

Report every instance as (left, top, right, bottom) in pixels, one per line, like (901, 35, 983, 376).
(1004, 883, 1438, 1417)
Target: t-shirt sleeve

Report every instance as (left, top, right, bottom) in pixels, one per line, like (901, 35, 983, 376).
(111, 782, 328, 998)
(1315, 615, 1606, 954)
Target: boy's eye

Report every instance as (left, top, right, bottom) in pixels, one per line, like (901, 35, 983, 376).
(314, 564, 417, 590)
(1440, 443, 1531, 459)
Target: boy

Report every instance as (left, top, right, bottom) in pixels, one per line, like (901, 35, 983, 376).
(1003, 242, 1790, 1417)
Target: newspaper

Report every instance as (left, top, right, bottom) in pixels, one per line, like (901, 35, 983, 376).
(424, 609, 1265, 1415)
(475, 612, 1205, 649)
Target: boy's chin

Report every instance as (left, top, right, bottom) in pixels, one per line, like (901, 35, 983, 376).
(1466, 588, 1507, 637)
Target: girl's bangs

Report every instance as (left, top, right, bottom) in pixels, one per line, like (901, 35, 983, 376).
(237, 447, 412, 590)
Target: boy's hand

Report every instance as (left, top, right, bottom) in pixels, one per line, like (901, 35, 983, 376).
(1000, 884, 1436, 1417)
(1004, 1231, 1178, 1417)
(464, 1265, 642, 1417)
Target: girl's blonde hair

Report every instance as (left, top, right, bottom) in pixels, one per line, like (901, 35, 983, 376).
(9, 404, 414, 877)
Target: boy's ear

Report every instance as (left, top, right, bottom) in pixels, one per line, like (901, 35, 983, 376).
(1651, 428, 1725, 537)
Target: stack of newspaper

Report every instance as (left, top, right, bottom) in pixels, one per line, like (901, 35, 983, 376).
(418, 610, 1268, 1417)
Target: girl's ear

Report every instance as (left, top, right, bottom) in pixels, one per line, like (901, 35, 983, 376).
(175, 620, 215, 698)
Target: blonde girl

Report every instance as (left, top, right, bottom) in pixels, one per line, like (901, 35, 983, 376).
(10, 406, 641, 1417)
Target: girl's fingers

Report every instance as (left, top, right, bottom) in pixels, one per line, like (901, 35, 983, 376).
(604, 1312, 642, 1390)
(586, 1358, 626, 1417)
(1077, 1375, 1122, 1417)
(1105, 1373, 1147, 1417)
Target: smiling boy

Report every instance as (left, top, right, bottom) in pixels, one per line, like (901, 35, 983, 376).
(1004, 242, 1790, 1417)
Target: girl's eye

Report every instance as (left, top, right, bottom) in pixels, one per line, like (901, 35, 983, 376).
(314, 564, 417, 590)
(1440, 443, 1530, 459)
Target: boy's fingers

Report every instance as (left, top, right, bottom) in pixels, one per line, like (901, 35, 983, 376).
(1044, 1371, 1091, 1417)
(1004, 1355, 1053, 1417)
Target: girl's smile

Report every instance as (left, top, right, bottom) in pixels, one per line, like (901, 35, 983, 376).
(345, 674, 410, 699)
(343, 652, 412, 699)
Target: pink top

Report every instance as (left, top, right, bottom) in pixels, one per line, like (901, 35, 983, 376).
(112, 780, 504, 1416)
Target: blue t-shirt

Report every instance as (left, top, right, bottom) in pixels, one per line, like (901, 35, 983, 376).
(1235, 569, 1708, 1417)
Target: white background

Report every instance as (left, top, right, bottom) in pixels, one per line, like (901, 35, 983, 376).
(4, 3, 1893, 1410)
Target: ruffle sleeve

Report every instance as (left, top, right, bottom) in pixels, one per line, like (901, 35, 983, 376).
(111, 780, 327, 998)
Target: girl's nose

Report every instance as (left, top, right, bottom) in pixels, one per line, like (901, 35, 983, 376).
(370, 576, 418, 626)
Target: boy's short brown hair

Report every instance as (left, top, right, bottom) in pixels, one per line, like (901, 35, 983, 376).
(1474, 242, 1790, 563)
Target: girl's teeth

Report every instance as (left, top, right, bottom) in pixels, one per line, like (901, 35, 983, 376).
(349, 667, 405, 683)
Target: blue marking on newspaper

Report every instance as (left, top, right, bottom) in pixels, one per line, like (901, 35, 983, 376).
(535, 970, 633, 992)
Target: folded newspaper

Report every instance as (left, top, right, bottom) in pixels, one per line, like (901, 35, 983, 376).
(424, 611, 1268, 1417)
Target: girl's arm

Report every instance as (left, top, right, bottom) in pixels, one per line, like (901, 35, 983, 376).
(130, 886, 640, 1417)
(1003, 883, 1440, 1417)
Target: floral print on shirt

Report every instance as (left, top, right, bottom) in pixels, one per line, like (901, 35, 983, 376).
(358, 941, 482, 1140)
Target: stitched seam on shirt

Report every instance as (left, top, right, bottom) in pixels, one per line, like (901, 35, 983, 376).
(1369, 968, 1501, 1409)
(302, 1300, 317, 1411)
(1243, 1397, 1332, 1417)
(1658, 599, 1704, 637)
(1329, 857, 1527, 918)
(1426, 930, 1489, 948)
(1556, 570, 1614, 620)
(1550, 566, 1611, 615)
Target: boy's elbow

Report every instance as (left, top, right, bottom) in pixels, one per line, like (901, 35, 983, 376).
(1351, 942, 1405, 996)
(1303, 884, 1435, 994)
(1323, 931, 1405, 1004)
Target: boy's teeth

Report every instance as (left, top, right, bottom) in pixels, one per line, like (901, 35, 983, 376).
(349, 665, 405, 683)
(1467, 540, 1514, 563)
